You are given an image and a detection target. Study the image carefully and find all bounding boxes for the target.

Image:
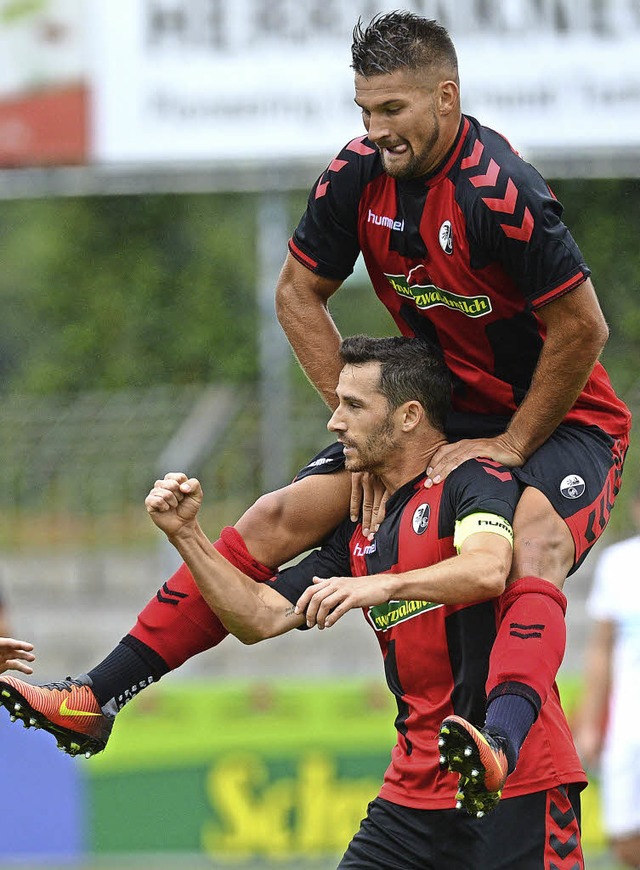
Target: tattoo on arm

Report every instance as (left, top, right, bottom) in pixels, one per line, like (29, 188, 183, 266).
(284, 605, 296, 618)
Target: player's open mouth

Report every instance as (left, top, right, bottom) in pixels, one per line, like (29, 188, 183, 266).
(382, 144, 408, 156)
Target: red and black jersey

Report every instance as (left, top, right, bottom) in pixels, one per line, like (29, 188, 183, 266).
(289, 115, 630, 437)
(272, 458, 585, 810)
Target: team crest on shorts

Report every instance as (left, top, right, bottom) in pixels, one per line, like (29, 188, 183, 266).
(412, 503, 431, 534)
(560, 474, 586, 499)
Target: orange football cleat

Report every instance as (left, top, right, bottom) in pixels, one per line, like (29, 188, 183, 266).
(0, 674, 115, 757)
(438, 714, 509, 817)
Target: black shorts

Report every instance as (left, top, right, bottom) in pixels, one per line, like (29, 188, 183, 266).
(511, 424, 628, 573)
(296, 423, 628, 574)
(338, 785, 584, 870)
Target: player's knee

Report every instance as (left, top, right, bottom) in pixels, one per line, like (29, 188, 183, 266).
(236, 489, 292, 554)
(247, 489, 288, 529)
(235, 473, 351, 567)
(510, 489, 574, 586)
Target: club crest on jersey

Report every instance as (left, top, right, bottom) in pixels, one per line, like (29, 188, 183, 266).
(412, 503, 430, 535)
(384, 273, 492, 318)
(560, 474, 586, 499)
(439, 220, 453, 254)
(367, 599, 443, 632)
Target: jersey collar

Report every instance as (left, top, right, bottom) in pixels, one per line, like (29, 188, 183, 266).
(385, 471, 430, 512)
(399, 115, 470, 191)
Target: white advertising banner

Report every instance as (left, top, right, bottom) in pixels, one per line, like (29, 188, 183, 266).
(89, 0, 640, 166)
(6, 0, 640, 167)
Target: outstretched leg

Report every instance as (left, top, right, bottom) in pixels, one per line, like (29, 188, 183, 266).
(0, 470, 352, 755)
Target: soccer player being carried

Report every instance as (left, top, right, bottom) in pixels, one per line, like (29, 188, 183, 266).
(0, 12, 630, 826)
(144, 336, 587, 869)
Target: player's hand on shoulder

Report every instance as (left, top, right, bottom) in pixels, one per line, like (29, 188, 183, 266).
(145, 472, 203, 536)
(424, 437, 525, 488)
(0, 637, 35, 675)
(349, 472, 390, 540)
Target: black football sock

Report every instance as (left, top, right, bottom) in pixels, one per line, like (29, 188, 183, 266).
(484, 693, 537, 774)
(86, 635, 170, 711)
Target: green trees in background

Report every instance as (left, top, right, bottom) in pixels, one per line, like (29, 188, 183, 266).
(0, 179, 637, 399)
(552, 178, 640, 400)
(0, 193, 259, 394)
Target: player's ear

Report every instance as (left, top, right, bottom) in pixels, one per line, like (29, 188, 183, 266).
(400, 401, 423, 431)
(436, 79, 458, 115)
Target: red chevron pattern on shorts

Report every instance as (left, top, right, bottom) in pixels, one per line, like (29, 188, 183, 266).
(544, 786, 584, 869)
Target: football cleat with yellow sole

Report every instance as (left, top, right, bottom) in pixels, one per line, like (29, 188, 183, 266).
(438, 714, 509, 817)
(0, 674, 115, 758)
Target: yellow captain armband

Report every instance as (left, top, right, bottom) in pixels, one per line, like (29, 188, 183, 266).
(453, 512, 514, 554)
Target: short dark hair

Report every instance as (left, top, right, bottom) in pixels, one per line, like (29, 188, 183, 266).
(351, 11, 458, 78)
(339, 335, 451, 430)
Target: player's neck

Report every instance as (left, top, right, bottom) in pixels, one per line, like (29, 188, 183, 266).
(378, 436, 448, 495)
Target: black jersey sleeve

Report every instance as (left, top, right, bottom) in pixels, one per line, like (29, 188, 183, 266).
(270, 519, 355, 620)
(460, 121, 590, 309)
(438, 457, 520, 537)
(289, 136, 383, 280)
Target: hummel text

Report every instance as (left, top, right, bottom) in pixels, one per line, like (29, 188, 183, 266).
(367, 209, 404, 231)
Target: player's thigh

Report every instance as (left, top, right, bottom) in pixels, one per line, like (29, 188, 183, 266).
(510, 487, 574, 587)
(338, 797, 488, 870)
(511, 425, 628, 586)
(481, 785, 584, 870)
(235, 467, 352, 567)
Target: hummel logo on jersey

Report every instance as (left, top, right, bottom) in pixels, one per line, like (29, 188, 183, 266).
(59, 698, 102, 718)
(385, 273, 492, 318)
(353, 539, 377, 557)
(439, 220, 453, 254)
(307, 457, 334, 468)
(367, 209, 405, 231)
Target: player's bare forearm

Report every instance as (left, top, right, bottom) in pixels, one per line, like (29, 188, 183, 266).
(426, 279, 608, 484)
(506, 278, 608, 456)
(275, 254, 344, 409)
(299, 533, 511, 628)
(145, 473, 303, 642)
(168, 523, 304, 643)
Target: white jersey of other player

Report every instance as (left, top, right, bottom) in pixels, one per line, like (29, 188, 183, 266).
(587, 533, 640, 837)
